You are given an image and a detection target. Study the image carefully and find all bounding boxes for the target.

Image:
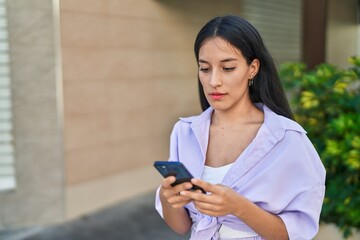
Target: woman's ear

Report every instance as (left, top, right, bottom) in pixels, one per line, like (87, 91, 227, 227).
(249, 59, 260, 78)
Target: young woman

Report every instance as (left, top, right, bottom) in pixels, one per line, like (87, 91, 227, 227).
(155, 15, 326, 240)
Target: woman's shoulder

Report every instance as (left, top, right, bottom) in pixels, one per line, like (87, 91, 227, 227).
(262, 105, 306, 142)
(264, 107, 326, 182)
(278, 114, 306, 133)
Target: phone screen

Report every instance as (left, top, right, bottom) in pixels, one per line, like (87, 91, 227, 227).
(154, 161, 205, 193)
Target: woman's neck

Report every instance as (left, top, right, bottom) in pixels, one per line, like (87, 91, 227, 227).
(211, 102, 264, 127)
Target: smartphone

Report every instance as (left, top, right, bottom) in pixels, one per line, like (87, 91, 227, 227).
(154, 161, 205, 193)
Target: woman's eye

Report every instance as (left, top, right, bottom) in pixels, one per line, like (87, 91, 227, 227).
(223, 67, 236, 72)
(199, 68, 210, 73)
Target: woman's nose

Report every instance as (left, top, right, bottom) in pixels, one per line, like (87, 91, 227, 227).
(209, 71, 222, 87)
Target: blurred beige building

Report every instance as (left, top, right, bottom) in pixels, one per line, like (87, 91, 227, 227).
(0, 0, 358, 238)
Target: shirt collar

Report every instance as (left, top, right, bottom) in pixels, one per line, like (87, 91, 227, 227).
(180, 103, 305, 138)
(179, 106, 213, 126)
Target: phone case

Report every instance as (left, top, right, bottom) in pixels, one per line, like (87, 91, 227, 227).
(154, 161, 206, 193)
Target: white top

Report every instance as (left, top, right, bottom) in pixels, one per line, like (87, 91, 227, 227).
(202, 163, 233, 184)
(201, 161, 258, 239)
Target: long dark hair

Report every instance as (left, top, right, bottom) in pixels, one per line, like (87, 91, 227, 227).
(194, 15, 294, 120)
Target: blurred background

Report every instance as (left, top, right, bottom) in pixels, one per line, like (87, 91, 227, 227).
(0, 0, 359, 239)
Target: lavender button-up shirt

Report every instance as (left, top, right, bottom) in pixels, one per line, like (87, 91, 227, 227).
(155, 104, 326, 240)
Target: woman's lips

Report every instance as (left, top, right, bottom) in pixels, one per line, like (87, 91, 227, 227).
(209, 92, 226, 100)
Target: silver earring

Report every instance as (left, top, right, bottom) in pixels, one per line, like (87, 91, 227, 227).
(249, 79, 254, 87)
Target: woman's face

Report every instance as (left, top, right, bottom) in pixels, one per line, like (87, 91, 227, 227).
(198, 37, 259, 112)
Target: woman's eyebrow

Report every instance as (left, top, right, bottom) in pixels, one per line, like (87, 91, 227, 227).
(220, 58, 238, 63)
(198, 58, 238, 64)
(198, 59, 208, 64)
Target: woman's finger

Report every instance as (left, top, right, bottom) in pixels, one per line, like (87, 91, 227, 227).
(161, 176, 177, 188)
(191, 178, 216, 193)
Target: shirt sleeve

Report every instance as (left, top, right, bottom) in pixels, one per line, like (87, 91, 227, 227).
(267, 130, 326, 240)
(155, 186, 164, 218)
(155, 121, 180, 218)
(279, 185, 326, 240)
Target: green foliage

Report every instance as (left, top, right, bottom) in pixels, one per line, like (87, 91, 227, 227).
(279, 56, 360, 238)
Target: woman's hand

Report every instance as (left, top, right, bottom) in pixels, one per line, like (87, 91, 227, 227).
(179, 178, 244, 217)
(160, 176, 195, 209)
(180, 178, 289, 240)
(159, 176, 194, 235)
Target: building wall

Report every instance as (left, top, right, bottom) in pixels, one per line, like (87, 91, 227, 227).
(0, 0, 63, 227)
(315, 224, 360, 240)
(326, 0, 359, 68)
(243, 0, 302, 63)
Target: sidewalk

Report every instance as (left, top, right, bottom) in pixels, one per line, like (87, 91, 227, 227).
(0, 191, 190, 240)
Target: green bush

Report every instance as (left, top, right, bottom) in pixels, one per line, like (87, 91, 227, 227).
(279, 56, 360, 238)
